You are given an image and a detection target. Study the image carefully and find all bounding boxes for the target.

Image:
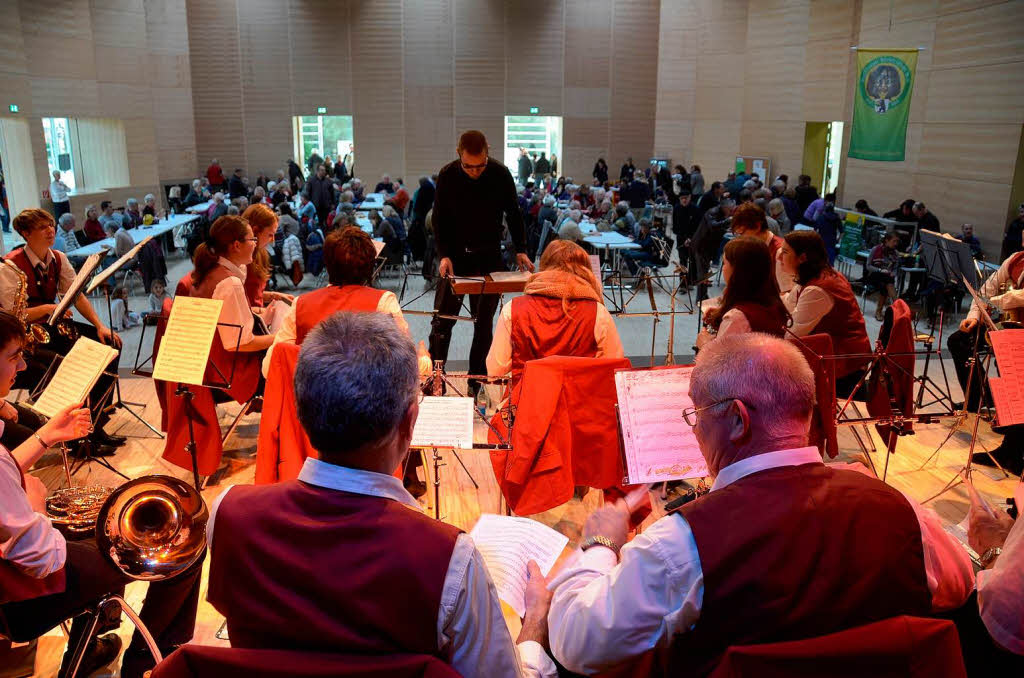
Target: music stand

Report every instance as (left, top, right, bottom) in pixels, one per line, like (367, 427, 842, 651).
(918, 230, 976, 306)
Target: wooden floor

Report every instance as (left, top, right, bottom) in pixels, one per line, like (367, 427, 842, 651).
(21, 369, 1019, 677)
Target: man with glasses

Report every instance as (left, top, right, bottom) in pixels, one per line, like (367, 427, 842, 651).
(428, 130, 534, 393)
(545, 333, 974, 675)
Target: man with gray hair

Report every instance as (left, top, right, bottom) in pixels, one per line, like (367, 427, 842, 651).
(206, 313, 556, 677)
(52, 212, 80, 253)
(547, 333, 973, 675)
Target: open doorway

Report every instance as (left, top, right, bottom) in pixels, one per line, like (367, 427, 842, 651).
(504, 116, 561, 185)
(802, 121, 844, 195)
(0, 117, 40, 250)
(292, 115, 354, 177)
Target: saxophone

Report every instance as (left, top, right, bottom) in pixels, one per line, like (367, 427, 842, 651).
(4, 260, 51, 344)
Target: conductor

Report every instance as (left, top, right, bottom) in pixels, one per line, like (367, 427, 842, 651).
(428, 130, 534, 390)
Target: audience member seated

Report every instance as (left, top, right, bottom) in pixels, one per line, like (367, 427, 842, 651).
(486, 240, 622, 393)
(142, 193, 159, 218)
(370, 209, 402, 265)
(98, 201, 118, 233)
(183, 180, 203, 208)
(621, 218, 666, 275)
(865, 231, 902, 321)
(914, 201, 940, 236)
(52, 213, 80, 253)
(241, 204, 294, 309)
(387, 179, 411, 213)
(189, 215, 274, 405)
(124, 198, 143, 228)
(955, 223, 983, 259)
(206, 192, 228, 223)
(883, 198, 916, 224)
(82, 205, 106, 243)
(697, 237, 789, 349)
(556, 209, 584, 243)
(612, 201, 637, 237)
(374, 174, 393, 195)
(0, 312, 203, 678)
(208, 313, 556, 677)
(854, 198, 878, 218)
(766, 197, 791, 234)
(545, 333, 974, 675)
(780, 230, 871, 397)
(168, 186, 183, 214)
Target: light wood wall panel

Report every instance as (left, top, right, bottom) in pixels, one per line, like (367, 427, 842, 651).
(403, 0, 455, 179)
(239, 0, 293, 176)
(505, 1, 564, 116)
(288, 0, 353, 117)
(563, 0, 611, 179)
(609, 0, 660, 168)
(453, 0, 505, 157)
(654, 0, 696, 167)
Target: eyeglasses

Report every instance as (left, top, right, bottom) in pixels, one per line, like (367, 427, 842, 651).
(681, 398, 757, 426)
(460, 160, 488, 171)
(242, 237, 259, 243)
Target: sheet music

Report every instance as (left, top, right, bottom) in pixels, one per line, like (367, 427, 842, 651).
(49, 251, 106, 325)
(259, 299, 290, 334)
(988, 330, 1024, 426)
(469, 514, 568, 617)
(31, 337, 119, 418)
(589, 254, 602, 287)
(616, 366, 708, 483)
(372, 239, 386, 256)
(489, 271, 532, 283)
(411, 396, 474, 448)
(86, 236, 153, 294)
(152, 296, 223, 386)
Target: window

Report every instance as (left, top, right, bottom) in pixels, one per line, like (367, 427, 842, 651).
(292, 116, 354, 174)
(504, 116, 562, 182)
(42, 117, 76, 191)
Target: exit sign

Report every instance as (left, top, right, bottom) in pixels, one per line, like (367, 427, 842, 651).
(317, 107, 327, 114)
(8, 104, 18, 113)
(529, 106, 540, 114)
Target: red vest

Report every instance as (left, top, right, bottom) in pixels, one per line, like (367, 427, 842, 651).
(294, 285, 387, 344)
(669, 463, 931, 676)
(803, 272, 872, 377)
(243, 265, 266, 308)
(1007, 251, 1024, 287)
(509, 295, 599, 391)
(5, 247, 62, 307)
(190, 264, 262, 404)
(207, 480, 461, 655)
(767, 233, 784, 262)
(0, 448, 67, 604)
(732, 302, 786, 337)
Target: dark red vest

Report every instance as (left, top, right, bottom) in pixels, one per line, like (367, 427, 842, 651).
(207, 480, 461, 655)
(732, 302, 786, 337)
(767, 233, 784, 262)
(5, 247, 62, 307)
(294, 285, 387, 344)
(668, 462, 931, 676)
(509, 295, 599, 391)
(1007, 251, 1024, 287)
(803, 272, 872, 377)
(190, 264, 262, 404)
(243, 264, 266, 308)
(0, 448, 67, 604)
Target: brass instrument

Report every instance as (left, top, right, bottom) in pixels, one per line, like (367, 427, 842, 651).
(2, 260, 78, 344)
(998, 280, 1021, 325)
(46, 485, 113, 537)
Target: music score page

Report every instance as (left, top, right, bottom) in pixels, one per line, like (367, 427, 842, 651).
(31, 337, 119, 418)
(152, 296, 223, 386)
(616, 366, 708, 484)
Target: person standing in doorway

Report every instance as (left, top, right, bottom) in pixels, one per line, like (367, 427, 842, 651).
(429, 130, 534, 393)
(49, 171, 71, 220)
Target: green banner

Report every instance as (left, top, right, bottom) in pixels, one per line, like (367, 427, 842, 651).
(848, 49, 918, 162)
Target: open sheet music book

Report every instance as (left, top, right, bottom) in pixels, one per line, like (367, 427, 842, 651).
(86, 236, 153, 294)
(489, 271, 532, 284)
(616, 365, 708, 483)
(987, 330, 1024, 427)
(30, 337, 119, 419)
(469, 514, 568, 617)
(411, 396, 474, 448)
(49, 251, 107, 326)
(152, 296, 223, 386)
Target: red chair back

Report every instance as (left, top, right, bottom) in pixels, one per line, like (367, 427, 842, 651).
(866, 299, 916, 439)
(255, 342, 317, 484)
(151, 645, 461, 678)
(708, 616, 965, 678)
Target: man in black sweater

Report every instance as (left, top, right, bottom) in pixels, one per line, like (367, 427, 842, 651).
(429, 130, 534, 387)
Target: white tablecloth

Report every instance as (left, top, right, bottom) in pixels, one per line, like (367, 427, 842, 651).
(71, 214, 198, 257)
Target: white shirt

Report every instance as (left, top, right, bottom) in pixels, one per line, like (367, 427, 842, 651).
(208, 458, 556, 678)
(49, 180, 69, 203)
(0, 423, 67, 578)
(0, 247, 77, 313)
(546, 447, 975, 675)
(485, 297, 624, 377)
(977, 482, 1024, 655)
(262, 289, 407, 376)
(695, 306, 751, 350)
(967, 254, 1024, 322)
(212, 257, 255, 350)
(783, 283, 834, 337)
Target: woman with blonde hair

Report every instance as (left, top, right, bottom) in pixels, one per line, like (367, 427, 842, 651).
(241, 203, 293, 308)
(487, 240, 622, 391)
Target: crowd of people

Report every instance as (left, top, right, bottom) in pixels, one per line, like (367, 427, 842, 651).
(1, 131, 1021, 675)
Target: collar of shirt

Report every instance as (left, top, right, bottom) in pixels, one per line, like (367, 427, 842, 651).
(217, 257, 246, 281)
(297, 457, 420, 510)
(710, 446, 823, 492)
(23, 246, 54, 269)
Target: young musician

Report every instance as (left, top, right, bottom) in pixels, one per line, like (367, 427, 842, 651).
(728, 201, 792, 292)
(779, 230, 871, 397)
(189, 215, 274, 405)
(0, 311, 202, 678)
(0, 209, 124, 453)
(697, 237, 790, 350)
(241, 203, 294, 309)
(486, 240, 623, 393)
(948, 230, 1024, 474)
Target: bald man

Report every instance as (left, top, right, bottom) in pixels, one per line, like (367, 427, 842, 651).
(546, 333, 974, 675)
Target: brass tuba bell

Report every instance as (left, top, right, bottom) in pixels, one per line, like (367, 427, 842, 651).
(96, 475, 208, 580)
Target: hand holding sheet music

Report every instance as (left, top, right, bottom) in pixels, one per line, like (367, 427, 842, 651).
(469, 514, 568, 617)
(31, 337, 119, 419)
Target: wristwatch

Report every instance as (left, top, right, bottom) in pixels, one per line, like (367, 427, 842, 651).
(979, 547, 1002, 568)
(580, 535, 621, 556)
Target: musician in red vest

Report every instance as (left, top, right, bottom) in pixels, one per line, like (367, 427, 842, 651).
(779, 230, 872, 397)
(0, 312, 202, 678)
(696, 236, 790, 350)
(546, 334, 975, 676)
(240, 203, 294, 309)
(0, 208, 125, 454)
(486, 239, 623, 393)
(729, 201, 793, 292)
(207, 313, 557, 677)
(189, 215, 275, 406)
(948, 229, 1024, 475)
